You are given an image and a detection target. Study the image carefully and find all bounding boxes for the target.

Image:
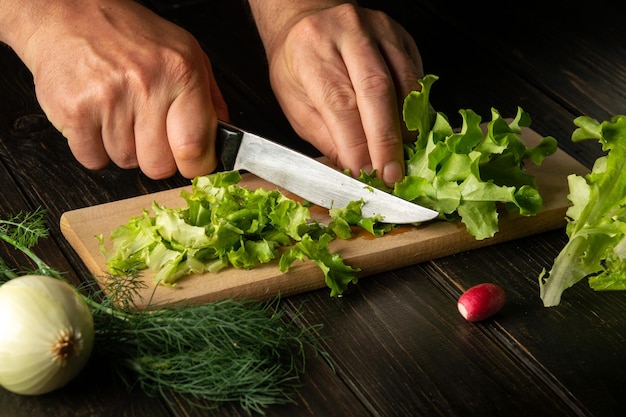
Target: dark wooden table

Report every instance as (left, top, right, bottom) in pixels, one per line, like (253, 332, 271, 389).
(1, 1, 625, 416)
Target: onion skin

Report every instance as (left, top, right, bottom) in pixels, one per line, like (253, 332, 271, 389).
(0, 275, 94, 395)
(457, 283, 506, 322)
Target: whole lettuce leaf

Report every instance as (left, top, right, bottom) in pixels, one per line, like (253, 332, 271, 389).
(540, 115, 626, 306)
(397, 75, 557, 240)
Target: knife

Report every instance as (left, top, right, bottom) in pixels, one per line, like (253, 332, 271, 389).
(216, 121, 438, 224)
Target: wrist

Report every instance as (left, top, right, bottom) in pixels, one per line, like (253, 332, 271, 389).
(0, 0, 71, 56)
(248, 0, 357, 55)
(0, 0, 142, 71)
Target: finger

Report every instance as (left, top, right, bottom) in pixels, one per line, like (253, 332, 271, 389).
(100, 98, 139, 169)
(271, 79, 342, 165)
(207, 64, 229, 122)
(375, 31, 424, 142)
(341, 39, 405, 186)
(166, 63, 221, 179)
(37, 85, 113, 171)
(367, 11, 424, 99)
(63, 123, 111, 171)
(301, 48, 370, 178)
(134, 102, 177, 179)
(267, 51, 340, 165)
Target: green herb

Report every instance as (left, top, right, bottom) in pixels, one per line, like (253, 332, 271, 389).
(0, 208, 59, 279)
(391, 74, 557, 239)
(1, 209, 327, 413)
(540, 115, 626, 306)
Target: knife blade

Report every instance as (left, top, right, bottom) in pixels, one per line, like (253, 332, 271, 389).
(216, 121, 438, 224)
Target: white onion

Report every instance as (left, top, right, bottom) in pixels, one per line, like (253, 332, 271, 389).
(0, 275, 94, 395)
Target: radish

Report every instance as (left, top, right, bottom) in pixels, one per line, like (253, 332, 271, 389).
(457, 283, 506, 322)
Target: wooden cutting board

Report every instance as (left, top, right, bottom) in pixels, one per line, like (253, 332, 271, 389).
(60, 127, 589, 308)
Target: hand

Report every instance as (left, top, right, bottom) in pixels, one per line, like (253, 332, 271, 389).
(249, 2, 423, 187)
(2, 0, 228, 179)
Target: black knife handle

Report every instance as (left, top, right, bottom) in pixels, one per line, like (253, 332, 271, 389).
(216, 121, 243, 171)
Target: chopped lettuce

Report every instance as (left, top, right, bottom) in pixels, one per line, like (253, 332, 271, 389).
(101, 171, 368, 295)
(395, 74, 557, 239)
(540, 115, 626, 306)
(279, 233, 358, 297)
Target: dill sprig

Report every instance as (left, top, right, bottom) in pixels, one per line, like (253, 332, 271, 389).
(1, 209, 327, 414)
(0, 208, 60, 279)
(0, 208, 49, 247)
(92, 273, 322, 413)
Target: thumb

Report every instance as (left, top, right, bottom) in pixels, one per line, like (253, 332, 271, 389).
(166, 64, 227, 178)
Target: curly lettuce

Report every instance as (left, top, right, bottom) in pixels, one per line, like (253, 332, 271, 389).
(540, 115, 626, 306)
(395, 74, 557, 240)
(101, 171, 373, 296)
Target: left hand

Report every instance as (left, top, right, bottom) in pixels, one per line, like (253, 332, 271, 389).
(249, 2, 423, 187)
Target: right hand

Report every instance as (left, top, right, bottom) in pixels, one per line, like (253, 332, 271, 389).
(5, 0, 228, 179)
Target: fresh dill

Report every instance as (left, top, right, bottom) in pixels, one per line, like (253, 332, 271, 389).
(0, 208, 60, 279)
(0, 208, 327, 414)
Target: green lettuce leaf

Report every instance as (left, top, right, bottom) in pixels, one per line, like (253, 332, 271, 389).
(101, 171, 383, 296)
(328, 199, 393, 238)
(397, 75, 557, 239)
(279, 234, 360, 297)
(540, 115, 626, 306)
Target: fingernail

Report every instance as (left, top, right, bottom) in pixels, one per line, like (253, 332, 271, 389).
(383, 161, 403, 187)
(359, 164, 373, 176)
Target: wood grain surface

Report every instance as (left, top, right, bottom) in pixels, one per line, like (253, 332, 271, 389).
(60, 127, 588, 308)
(3, 0, 624, 415)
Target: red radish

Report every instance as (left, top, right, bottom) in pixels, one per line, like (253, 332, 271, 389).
(457, 283, 506, 322)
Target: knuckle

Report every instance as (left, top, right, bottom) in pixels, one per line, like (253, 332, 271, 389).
(144, 164, 177, 180)
(320, 82, 357, 112)
(82, 159, 110, 171)
(333, 3, 362, 25)
(376, 132, 403, 148)
(357, 71, 394, 98)
(120, 63, 155, 98)
(122, 43, 198, 98)
(44, 90, 95, 126)
(111, 151, 139, 169)
(172, 141, 206, 161)
(160, 39, 203, 88)
(66, 139, 110, 171)
(163, 48, 196, 81)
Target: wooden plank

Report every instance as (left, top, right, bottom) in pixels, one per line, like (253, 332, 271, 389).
(280, 265, 585, 417)
(420, 231, 626, 417)
(60, 127, 588, 308)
